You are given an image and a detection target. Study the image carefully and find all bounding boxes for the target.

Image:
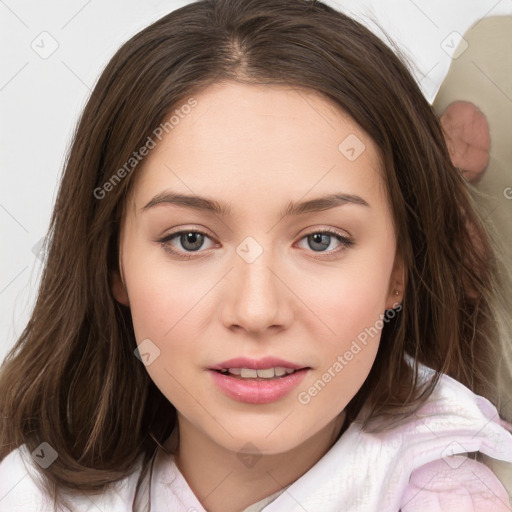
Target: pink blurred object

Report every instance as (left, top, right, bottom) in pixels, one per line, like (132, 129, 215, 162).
(440, 100, 491, 183)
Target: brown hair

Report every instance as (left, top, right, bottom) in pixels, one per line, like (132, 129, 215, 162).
(1, 0, 511, 510)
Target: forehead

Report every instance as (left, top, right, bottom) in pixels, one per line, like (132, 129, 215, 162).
(126, 81, 386, 217)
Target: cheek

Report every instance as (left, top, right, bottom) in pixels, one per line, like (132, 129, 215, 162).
(299, 257, 392, 343)
(124, 258, 208, 407)
(298, 276, 385, 414)
(341, 277, 388, 331)
(294, 245, 393, 404)
(123, 238, 209, 341)
(127, 276, 179, 343)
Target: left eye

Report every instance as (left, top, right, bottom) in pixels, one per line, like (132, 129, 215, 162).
(297, 230, 353, 254)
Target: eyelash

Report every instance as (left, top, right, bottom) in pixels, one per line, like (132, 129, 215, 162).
(156, 228, 354, 260)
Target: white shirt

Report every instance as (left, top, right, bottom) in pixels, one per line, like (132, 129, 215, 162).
(1, 365, 511, 511)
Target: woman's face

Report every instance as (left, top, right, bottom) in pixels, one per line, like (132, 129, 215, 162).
(113, 81, 403, 456)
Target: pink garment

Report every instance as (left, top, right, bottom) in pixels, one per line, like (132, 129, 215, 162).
(400, 456, 511, 511)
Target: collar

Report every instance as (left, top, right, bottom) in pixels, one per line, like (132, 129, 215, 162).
(148, 364, 512, 512)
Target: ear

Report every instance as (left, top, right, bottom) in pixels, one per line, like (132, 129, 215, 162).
(385, 251, 405, 310)
(111, 266, 130, 306)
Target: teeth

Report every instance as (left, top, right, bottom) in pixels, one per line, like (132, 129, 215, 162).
(241, 368, 258, 378)
(254, 368, 273, 378)
(220, 367, 297, 379)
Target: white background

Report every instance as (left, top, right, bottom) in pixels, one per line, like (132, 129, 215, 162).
(1, 0, 512, 364)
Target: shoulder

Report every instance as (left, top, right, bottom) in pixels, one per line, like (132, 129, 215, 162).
(0, 444, 145, 512)
(0, 445, 54, 511)
(385, 364, 512, 510)
(400, 456, 511, 511)
(384, 365, 512, 463)
(347, 364, 512, 508)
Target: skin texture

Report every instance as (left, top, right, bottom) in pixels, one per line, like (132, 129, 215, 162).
(112, 81, 404, 512)
(440, 100, 491, 183)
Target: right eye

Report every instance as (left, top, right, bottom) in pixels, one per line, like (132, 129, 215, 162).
(157, 229, 217, 259)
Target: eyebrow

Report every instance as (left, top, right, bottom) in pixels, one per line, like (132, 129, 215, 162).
(140, 190, 370, 217)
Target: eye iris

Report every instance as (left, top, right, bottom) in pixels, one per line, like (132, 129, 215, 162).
(308, 233, 330, 251)
(181, 232, 204, 251)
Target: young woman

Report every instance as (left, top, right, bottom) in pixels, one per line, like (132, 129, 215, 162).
(1, 0, 511, 510)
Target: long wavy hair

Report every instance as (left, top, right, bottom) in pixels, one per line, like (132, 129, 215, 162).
(1, 0, 511, 510)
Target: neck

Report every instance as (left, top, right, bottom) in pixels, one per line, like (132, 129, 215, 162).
(170, 412, 347, 512)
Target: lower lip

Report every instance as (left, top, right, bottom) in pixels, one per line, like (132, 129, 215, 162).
(208, 369, 309, 404)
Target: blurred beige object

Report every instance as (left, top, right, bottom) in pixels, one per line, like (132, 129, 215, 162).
(433, 15, 512, 501)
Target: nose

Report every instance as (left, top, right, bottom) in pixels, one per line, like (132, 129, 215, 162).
(221, 244, 293, 335)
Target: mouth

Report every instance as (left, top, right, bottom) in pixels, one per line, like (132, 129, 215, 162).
(208, 356, 310, 380)
(208, 366, 311, 404)
(212, 367, 309, 380)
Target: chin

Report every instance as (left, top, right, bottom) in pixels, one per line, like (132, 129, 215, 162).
(211, 423, 310, 456)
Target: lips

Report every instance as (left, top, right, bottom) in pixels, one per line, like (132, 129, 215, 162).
(209, 367, 310, 404)
(207, 357, 311, 404)
(208, 356, 308, 371)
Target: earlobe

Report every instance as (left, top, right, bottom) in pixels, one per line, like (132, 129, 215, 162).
(386, 253, 405, 310)
(387, 288, 402, 310)
(111, 269, 130, 306)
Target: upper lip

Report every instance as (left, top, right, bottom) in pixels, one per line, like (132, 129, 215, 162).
(209, 357, 308, 371)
